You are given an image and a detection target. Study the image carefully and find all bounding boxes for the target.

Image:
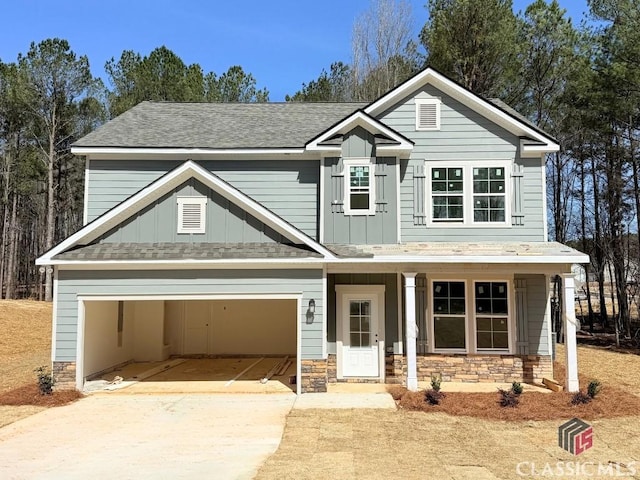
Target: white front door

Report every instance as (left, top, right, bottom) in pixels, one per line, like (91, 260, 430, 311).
(337, 287, 385, 378)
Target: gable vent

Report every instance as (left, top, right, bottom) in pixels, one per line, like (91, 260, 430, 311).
(415, 99, 441, 131)
(177, 197, 207, 234)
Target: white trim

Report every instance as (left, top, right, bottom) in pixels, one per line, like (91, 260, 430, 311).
(403, 272, 418, 391)
(306, 111, 413, 157)
(319, 157, 325, 243)
(425, 160, 512, 227)
(37, 160, 336, 264)
(177, 196, 207, 234)
(50, 267, 58, 362)
(343, 158, 376, 216)
(72, 147, 307, 156)
(364, 68, 559, 152)
(520, 141, 559, 157)
(396, 272, 403, 355)
(335, 285, 386, 381)
(83, 158, 90, 226)
(296, 297, 302, 395)
(396, 160, 402, 243)
(541, 153, 549, 241)
(415, 98, 441, 131)
(561, 273, 579, 392)
(76, 300, 85, 390)
(427, 277, 515, 355)
(321, 265, 328, 359)
(75, 292, 303, 393)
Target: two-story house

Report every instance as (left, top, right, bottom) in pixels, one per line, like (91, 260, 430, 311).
(37, 68, 588, 394)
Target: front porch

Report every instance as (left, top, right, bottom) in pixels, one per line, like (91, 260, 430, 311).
(320, 246, 585, 393)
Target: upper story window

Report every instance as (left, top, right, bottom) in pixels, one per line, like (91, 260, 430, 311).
(426, 161, 510, 226)
(344, 158, 375, 215)
(177, 196, 207, 234)
(415, 98, 441, 131)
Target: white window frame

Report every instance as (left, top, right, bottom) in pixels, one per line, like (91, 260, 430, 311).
(415, 98, 441, 131)
(425, 160, 512, 227)
(472, 280, 513, 354)
(427, 276, 515, 355)
(177, 196, 207, 234)
(343, 158, 376, 216)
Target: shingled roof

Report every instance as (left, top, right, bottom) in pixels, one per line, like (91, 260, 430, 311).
(73, 101, 367, 149)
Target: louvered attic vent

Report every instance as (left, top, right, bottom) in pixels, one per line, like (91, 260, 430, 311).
(415, 98, 441, 131)
(177, 197, 207, 234)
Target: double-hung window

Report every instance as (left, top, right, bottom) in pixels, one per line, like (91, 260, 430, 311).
(475, 281, 509, 350)
(344, 158, 375, 215)
(426, 161, 510, 226)
(430, 279, 512, 353)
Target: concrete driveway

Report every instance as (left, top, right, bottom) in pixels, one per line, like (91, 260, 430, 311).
(0, 393, 296, 480)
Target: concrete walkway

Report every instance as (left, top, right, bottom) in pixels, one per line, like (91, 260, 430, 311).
(0, 393, 296, 480)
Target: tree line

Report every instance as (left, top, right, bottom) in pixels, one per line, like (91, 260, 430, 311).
(1, 0, 639, 340)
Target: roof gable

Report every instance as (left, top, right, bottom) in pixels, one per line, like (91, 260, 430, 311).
(37, 160, 336, 264)
(364, 67, 558, 155)
(306, 110, 414, 158)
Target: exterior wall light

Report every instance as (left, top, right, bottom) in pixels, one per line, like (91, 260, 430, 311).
(306, 299, 316, 324)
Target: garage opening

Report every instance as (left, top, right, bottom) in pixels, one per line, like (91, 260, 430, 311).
(82, 299, 298, 393)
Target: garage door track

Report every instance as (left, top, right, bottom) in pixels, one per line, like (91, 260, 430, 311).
(0, 393, 296, 480)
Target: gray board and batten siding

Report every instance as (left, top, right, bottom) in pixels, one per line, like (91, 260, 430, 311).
(97, 178, 287, 244)
(323, 126, 398, 244)
(378, 84, 547, 242)
(54, 269, 323, 362)
(86, 160, 320, 239)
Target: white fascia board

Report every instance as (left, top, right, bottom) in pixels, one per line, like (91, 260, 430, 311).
(71, 147, 307, 157)
(37, 160, 335, 263)
(54, 259, 326, 270)
(306, 111, 413, 152)
(520, 141, 560, 157)
(364, 68, 558, 152)
(326, 254, 590, 264)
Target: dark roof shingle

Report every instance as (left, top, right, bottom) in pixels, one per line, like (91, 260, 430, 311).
(74, 102, 366, 149)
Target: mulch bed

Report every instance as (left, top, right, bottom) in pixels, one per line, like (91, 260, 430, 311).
(0, 384, 83, 407)
(389, 362, 640, 421)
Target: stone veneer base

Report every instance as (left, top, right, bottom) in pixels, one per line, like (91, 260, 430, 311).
(52, 361, 77, 391)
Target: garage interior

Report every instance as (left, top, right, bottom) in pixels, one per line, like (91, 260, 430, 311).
(83, 299, 297, 393)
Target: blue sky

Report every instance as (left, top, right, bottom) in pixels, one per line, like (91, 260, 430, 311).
(1, 0, 589, 101)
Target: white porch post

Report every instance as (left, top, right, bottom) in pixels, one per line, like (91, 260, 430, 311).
(403, 272, 418, 391)
(561, 273, 580, 392)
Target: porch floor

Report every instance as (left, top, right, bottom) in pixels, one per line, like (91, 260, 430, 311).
(85, 357, 296, 394)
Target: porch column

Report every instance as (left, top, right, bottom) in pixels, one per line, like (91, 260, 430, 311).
(403, 272, 418, 391)
(561, 273, 579, 392)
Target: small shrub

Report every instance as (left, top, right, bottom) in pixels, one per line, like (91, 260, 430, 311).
(498, 388, 520, 407)
(425, 389, 445, 405)
(430, 374, 442, 392)
(511, 381, 524, 395)
(587, 380, 602, 399)
(35, 366, 54, 395)
(571, 391, 592, 405)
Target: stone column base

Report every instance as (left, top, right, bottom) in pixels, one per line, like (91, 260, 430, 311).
(52, 361, 77, 391)
(300, 359, 328, 393)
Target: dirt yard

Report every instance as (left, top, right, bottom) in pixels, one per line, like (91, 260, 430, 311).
(0, 300, 52, 426)
(257, 347, 640, 480)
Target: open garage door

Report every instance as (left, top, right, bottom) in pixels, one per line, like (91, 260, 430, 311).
(81, 298, 298, 393)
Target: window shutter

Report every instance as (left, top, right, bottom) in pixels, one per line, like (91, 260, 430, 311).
(511, 164, 524, 226)
(515, 279, 529, 354)
(177, 197, 207, 234)
(330, 158, 344, 213)
(374, 161, 387, 213)
(413, 164, 426, 225)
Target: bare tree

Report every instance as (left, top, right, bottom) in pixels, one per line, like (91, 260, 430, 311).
(351, 0, 419, 101)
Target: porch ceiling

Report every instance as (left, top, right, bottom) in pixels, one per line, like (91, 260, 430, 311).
(327, 241, 589, 264)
